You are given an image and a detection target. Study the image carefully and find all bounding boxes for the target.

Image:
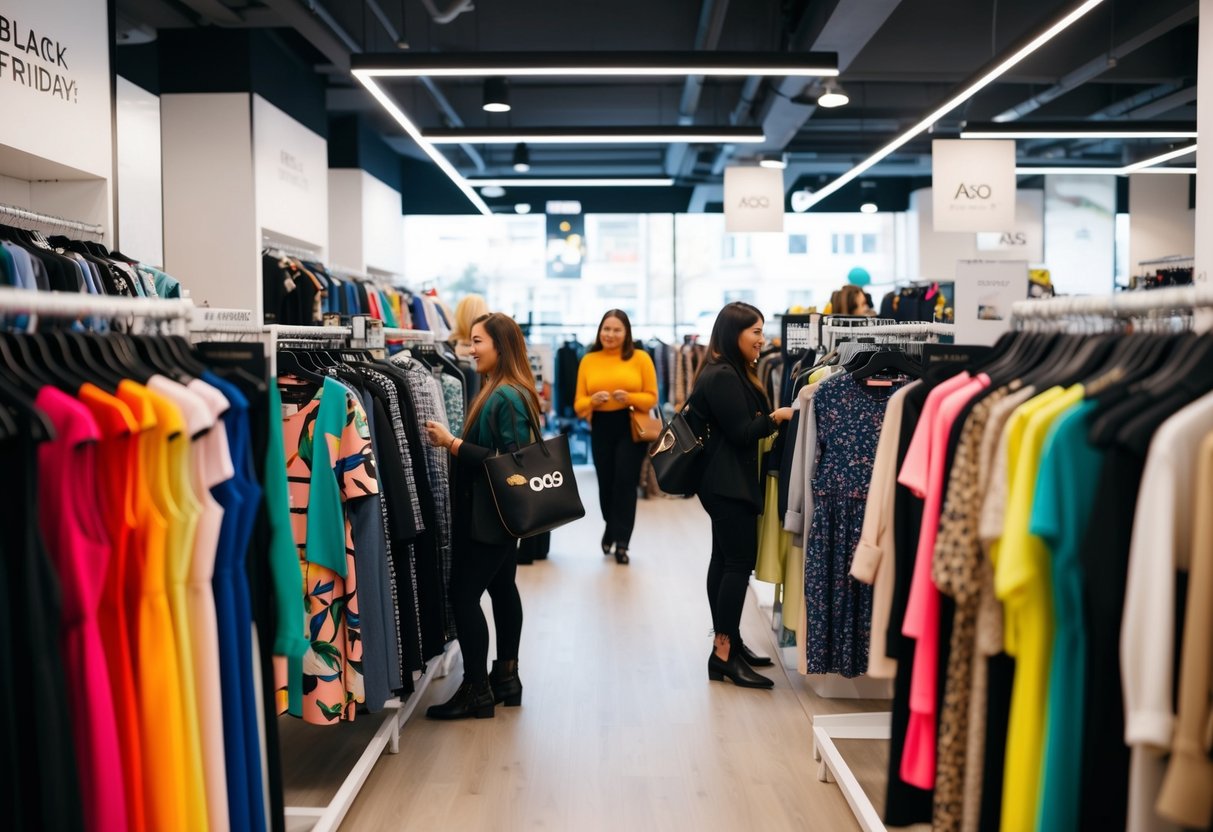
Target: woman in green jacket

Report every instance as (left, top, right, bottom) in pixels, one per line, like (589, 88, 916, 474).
(426, 313, 543, 719)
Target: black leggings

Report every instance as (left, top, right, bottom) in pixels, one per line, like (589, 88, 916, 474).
(450, 534, 523, 684)
(590, 409, 647, 548)
(697, 493, 759, 641)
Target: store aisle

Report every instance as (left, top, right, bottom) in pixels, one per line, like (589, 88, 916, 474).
(283, 471, 885, 832)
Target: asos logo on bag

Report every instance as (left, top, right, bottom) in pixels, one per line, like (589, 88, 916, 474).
(529, 472, 564, 492)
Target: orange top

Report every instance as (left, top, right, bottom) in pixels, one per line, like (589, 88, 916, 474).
(573, 347, 659, 419)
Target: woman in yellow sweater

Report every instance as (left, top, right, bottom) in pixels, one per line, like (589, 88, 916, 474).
(575, 309, 658, 564)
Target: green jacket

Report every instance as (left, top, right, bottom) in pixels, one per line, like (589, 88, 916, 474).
(464, 384, 535, 452)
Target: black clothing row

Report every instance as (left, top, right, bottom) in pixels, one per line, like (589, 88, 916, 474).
(0, 223, 182, 297)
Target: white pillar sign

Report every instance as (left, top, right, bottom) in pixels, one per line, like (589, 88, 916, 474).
(724, 166, 784, 233)
(932, 140, 1016, 233)
(954, 259, 1028, 345)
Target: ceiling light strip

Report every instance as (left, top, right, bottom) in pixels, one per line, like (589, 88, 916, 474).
(353, 71, 493, 216)
(424, 129, 766, 145)
(802, 0, 1108, 210)
(1122, 143, 1198, 173)
(469, 178, 676, 188)
(350, 51, 839, 78)
(965, 130, 1198, 139)
(1014, 164, 1197, 175)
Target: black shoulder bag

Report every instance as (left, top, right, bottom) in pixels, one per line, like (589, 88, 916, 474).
(472, 389, 586, 542)
(648, 402, 709, 497)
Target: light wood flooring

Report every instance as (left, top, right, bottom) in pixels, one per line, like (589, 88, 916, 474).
(279, 470, 905, 831)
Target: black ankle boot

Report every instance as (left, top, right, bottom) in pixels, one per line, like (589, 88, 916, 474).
(425, 678, 495, 720)
(736, 638, 773, 667)
(489, 659, 523, 707)
(707, 647, 774, 689)
(614, 546, 630, 564)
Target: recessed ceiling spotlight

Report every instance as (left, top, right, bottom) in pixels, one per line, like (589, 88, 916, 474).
(759, 153, 788, 170)
(817, 78, 850, 108)
(514, 203, 532, 214)
(790, 188, 814, 213)
(860, 202, 878, 214)
(483, 77, 511, 113)
(480, 185, 506, 198)
(512, 143, 531, 173)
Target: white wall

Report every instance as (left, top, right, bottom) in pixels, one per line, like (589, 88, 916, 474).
(1197, 0, 1213, 326)
(327, 168, 404, 276)
(253, 94, 328, 254)
(116, 77, 163, 266)
(908, 188, 1044, 280)
(1129, 174, 1195, 271)
(161, 93, 259, 314)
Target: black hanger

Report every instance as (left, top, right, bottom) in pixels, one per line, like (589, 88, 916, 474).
(60, 330, 123, 393)
(107, 334, 156, 384)
(132, 335, 191, 383)
(276, 349, 327, 384)
(850, 348, 922, 382)
(26, 329, 87, 391)
(0, 334, 42, 394)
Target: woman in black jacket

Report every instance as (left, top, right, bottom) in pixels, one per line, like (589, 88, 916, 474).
(687, 302, 793, 688)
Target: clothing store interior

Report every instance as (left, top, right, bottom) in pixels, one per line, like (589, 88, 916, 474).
(3, 0, 1211, 829)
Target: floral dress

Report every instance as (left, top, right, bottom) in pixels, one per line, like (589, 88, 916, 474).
(278, 376, 380, 724)
(805, 372, 907, 677)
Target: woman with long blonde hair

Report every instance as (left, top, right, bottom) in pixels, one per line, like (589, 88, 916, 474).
(425, 313, 542, 719)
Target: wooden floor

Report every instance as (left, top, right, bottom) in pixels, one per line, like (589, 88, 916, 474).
(280, 470, 905, 831)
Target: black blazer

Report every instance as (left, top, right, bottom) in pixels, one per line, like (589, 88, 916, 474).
(688, 361, 776, 511)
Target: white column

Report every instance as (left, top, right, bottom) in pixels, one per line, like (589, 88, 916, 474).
(1194, 0, 1213, 328)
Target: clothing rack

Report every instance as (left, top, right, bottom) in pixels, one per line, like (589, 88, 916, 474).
(1011, 284, 1213, 322)
(0, 286, 192, 331)
(261, 235, 324, 261)
(384, 327, 436, 344)
(0, 202, 105, 238)
(821, 321, 955, 338)
(1138, 255, 1194, 267)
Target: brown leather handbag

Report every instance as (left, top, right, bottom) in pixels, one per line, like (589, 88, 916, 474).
(629, 407, 664, 443)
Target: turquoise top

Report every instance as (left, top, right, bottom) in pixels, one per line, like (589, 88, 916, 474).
(1029, 399, 1103, 832)
(466, 384, 535, 450)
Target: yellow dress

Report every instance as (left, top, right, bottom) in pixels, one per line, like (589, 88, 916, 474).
(150, 377, 213, 832)
(995, 385, 1084, 832)
(136, 385, 193, 830)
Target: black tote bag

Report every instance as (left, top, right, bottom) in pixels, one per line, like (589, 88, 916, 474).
(476, 392, 586, 539)
(648, 405, 708, 497)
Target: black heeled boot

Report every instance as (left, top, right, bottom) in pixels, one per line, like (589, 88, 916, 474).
(489, 659, 523, 707)
(707, 646, 774, 689)
(601, 532, 613, 556)
(735, 638, 773, 667)
(614, 546, 630, 564)
(425, 678, 495, 720)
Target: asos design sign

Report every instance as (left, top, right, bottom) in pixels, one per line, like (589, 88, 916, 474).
(724, 166, 784, 233)
(932, 140, 1016, 232)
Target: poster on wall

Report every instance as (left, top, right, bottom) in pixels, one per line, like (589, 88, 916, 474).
(546, 214, 585, 278)
(954, 259, 1028, 345)
(724, 166, 784, 233)
(932, 140, 1016, 233)
(0, 0, 112, 178)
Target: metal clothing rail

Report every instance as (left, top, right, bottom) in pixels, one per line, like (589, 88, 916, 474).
(1011, 284, 1213, 321)
(0, 286, 192, 329)
(1138, 254, 1195, 266)
(0, 202, 104, 237)
(822, 321, 955, 338)
(384, 327, 435, 343)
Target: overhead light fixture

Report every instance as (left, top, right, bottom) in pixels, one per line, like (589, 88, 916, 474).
(469, 178, 676, 187)
(799, 0, 1109, 211)
(1014, 163, 1198, 176)
(424, 126, 766, 144)
(352, 51, 836, 215)
(860, 202, 878, 214)
(514, 203, 532, 214)
(1122, 143, 1197, 173)
(758, 153, 788, 170)
(351, 51, 839, 78)
(512, 143, 531, 173)
(482, 77, 511, 113)
(546, 200, 583, 214)
(480, 185, 506, 198)
(816, 78, 850, 109)
(395, 0, 409, 49)
(961, 120, 1197, 140)
(790, 189, 814, 213)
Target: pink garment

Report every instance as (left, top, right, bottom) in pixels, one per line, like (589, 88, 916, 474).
(36, 387, 129, 832)
(896, 373, 990, 789)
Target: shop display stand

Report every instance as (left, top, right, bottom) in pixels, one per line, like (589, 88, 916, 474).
(283, 641, 462, 832)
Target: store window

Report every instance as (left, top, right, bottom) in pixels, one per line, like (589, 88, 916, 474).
(403, 211, 899, 343)
(1044, 174, 1116, 295)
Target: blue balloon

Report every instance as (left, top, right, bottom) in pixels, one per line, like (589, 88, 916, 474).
(847, 266, 871, 287)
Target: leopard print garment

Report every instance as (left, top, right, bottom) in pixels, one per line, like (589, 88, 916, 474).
(929, 386, 1011, 832)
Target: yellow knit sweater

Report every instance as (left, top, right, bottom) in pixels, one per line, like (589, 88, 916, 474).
(574, 347, 659, 419)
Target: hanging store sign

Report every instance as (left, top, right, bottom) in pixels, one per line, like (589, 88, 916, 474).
(724, 166, 784, 233)
(932, 140, 1016, 232)
(975, 189, 1044, 262)
(0, 1, 111, 178)
(954, 259, 1028, 345)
